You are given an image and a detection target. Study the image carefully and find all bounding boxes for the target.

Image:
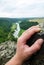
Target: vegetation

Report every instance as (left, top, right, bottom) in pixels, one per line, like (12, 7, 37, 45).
(0, 18, 44, 43)
(19, 21, 38, 30)
(0, 18, 17, 43)
(18, 29, 25, 37)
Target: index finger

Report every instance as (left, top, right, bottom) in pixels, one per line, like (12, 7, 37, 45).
(18, 26, 41, 43)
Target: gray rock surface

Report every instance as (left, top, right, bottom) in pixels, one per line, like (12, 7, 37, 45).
(0, 41, 16, 65)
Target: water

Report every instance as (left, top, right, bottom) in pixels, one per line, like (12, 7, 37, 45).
(13, 23, 20, 38)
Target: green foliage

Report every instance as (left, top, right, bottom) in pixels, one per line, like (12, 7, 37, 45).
(7, 32, 17, 42)
(0, 21, 11, 43)
(0, 19, 17, 43)
(11, 23, 17, 33)
(18, 29, 25, 37)
(18, 21, 39, 38)
(19, 21, 38, 30)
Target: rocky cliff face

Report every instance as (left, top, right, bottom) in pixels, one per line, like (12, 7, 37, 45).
(0, 41, 16, 65)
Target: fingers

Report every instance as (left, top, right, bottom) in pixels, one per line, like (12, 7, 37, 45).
(28, 39, 43, 55)
(18, 25, 41, 44)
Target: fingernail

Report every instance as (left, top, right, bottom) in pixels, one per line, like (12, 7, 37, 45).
(37, 28, 41, 31)
(36, 25, 42, 31)
(36, 25, 40, 27)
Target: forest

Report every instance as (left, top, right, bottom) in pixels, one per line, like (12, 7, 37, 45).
(0, 18, 44, 43)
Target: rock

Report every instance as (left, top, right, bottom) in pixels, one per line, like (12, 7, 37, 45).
(23, 32, 44, 65)
(0, 41, 16, 65)
(22, 22, 44, 65)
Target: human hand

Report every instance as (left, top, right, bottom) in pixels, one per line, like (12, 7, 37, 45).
(5, 26, 43, 65)
(15, 25, 43, 63)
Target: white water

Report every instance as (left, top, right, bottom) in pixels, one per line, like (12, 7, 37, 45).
(13, 23, 20, 38)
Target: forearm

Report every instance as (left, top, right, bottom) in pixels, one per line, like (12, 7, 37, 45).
(5, 54, 22, 65)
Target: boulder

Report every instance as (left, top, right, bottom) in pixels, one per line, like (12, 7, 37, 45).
(0, 41, 16, 65)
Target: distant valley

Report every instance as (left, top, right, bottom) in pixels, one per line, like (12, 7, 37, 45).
(0, 17, 44, 43)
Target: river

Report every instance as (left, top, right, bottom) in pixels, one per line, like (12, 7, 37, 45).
(13, 23, 20, 38)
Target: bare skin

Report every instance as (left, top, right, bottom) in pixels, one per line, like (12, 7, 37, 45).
(5, 26, 43, 65)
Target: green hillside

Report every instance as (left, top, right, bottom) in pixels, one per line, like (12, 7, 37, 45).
(0, 19, 17, 43)
(0, 18, 44, 43)
(19, 21, 38, 30)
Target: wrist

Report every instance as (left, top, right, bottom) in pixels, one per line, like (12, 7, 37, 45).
(5, 54, 23, 65)
(14, 54, 23, 65)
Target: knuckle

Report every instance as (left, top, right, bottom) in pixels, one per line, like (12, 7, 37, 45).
(28, 26, 37, 32)
(32, 25, 38, 29)
(31, 26, 39, 32)
(36, 45, 41, 50)
(31, 26, 36, 30)
(31, 26, 36, 28)
(18, 37, 22, 42)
